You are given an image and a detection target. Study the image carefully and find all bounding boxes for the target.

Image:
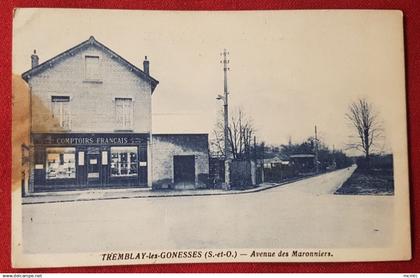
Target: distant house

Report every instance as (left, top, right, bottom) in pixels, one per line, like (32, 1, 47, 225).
(262, 155, 292, 182)
(263, 156, 289, 169)
(289, 154, 316, 174)
(21, 36, 209, 194)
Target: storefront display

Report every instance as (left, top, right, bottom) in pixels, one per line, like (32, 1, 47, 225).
(45, 147, 76, 179)
(31, 133, 148, 192)
(110, 146, 138, 177)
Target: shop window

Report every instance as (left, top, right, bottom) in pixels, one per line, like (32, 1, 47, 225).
(51, 96, 71, 130)
(115, 98, 133, 130)
(110, 146, 138, 177)
(46, 147, 76, 180)
(85, 55, 101, 80)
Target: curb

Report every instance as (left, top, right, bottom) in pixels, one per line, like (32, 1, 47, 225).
(22, 171, 339, 205)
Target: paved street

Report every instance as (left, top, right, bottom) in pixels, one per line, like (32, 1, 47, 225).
(23, 165, 394, 253)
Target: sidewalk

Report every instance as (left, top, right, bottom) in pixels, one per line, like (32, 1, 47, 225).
(22, 176, 308, 205)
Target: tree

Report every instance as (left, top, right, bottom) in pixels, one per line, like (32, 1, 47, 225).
(280, 136, 319, 156)
(210, 107, 256, 160)
(346, 98, 382, 166)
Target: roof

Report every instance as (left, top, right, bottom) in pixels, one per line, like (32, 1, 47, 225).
(264, 157, 284, 163)
(289, 154, 315, 158)
(152, 133, 209, 152)
(153, 133, 208, 137)
(264, 157, 290, 165)
(21, 36, 159, 93)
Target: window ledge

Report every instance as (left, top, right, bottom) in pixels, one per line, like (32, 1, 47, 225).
(83, 79, 103, 84)
(114, 129, 134, 133)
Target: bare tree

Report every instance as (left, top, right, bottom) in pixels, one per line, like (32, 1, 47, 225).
(346, 98, 382, 165)
(210, 112, 226, 157)
(210, 107, 256, 160)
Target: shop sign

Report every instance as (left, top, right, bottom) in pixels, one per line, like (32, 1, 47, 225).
(33, 133, 147, 146)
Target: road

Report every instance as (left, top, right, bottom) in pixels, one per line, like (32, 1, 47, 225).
(22, 165, 394, 253)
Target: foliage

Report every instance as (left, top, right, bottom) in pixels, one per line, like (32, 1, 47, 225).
(276, 137, 353, 170)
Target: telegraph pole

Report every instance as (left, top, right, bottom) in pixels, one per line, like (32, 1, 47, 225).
(222, 49, 229, 161)
(219, 49, 230, 189)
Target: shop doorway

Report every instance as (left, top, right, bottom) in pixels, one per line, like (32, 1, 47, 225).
(173, 155, 195, 187)
(87, 147, 101, 186)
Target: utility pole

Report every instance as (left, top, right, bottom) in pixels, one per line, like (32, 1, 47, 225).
(253, 136, 257, 160)
(217, 49, 231, 190)
(314, 125, 319, 173)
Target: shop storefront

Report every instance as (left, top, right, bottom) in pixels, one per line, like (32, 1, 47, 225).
(31, 133, 148, 192)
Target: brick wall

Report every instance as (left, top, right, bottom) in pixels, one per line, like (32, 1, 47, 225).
(152, 134, 209, 190)
(27, 44, 152, 133)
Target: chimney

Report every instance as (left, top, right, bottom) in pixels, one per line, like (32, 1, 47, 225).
(143, 56, 150, 75)
(31, 49, 39, 68)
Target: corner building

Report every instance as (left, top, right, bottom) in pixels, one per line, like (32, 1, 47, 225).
(22, 36, 159, 192)
(23, 36, 210, 193)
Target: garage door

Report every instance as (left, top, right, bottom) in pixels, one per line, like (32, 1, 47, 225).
(173, 155, 195, 185)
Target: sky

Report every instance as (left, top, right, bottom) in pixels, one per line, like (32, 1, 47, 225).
(12, 9, 406, 155)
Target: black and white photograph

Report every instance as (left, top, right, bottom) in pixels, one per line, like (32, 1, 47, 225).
(11, 9, 411, 267)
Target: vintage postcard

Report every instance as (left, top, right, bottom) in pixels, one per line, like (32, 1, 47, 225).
(11, 8, 411, 267)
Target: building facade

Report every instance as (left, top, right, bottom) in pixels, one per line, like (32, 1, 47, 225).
(152, 134, 209, 190)
(22, 36, 161, 192)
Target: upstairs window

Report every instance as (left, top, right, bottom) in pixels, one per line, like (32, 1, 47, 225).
(51, 96, 71, 130)
(115, 98, 133, 130)
(85, 55, 100, 80)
